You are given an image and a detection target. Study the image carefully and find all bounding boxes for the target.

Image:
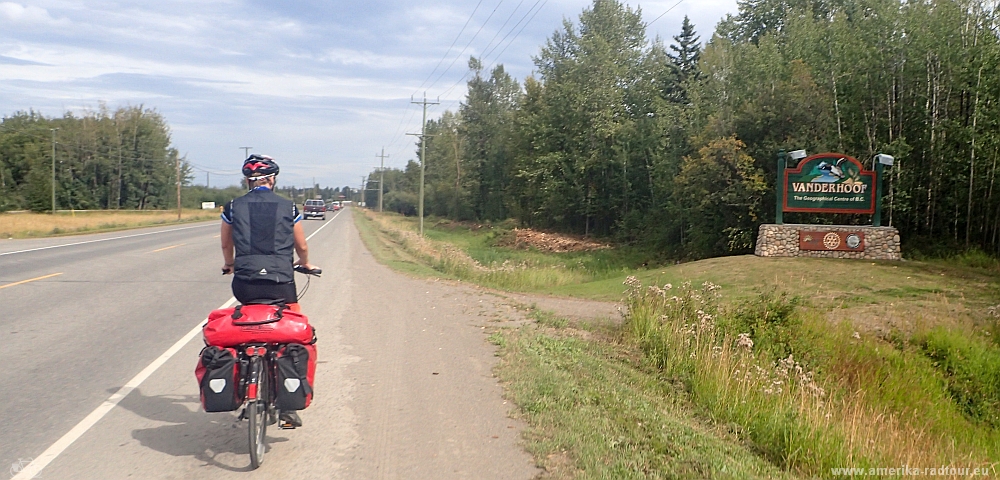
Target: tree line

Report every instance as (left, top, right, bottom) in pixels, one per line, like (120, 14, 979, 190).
(367, 0, 1000, 259)
(0, 105, 190, 212)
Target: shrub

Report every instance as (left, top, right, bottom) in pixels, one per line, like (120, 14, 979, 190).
(722, 289, 799, 359)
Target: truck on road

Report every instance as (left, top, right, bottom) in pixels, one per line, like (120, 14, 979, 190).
(303, 199, 326, 220)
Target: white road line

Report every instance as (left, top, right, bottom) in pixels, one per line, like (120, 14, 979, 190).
(12, 297, 238, 480)
(306, 208, 342, 241)
(13, 208, 343, 478)
(0, 223, 215, 257)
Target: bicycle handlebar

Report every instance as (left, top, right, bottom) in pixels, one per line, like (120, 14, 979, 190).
(294, 265, 322, 277)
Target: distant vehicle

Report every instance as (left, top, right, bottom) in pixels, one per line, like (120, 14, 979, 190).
(329, 201, 341, 211)
(303, 199, 326, 220)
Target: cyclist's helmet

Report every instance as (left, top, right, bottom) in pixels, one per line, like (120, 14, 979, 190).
(242, 154, 279, 179)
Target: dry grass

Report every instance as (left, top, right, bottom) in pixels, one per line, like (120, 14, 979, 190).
(0, 209, 219, 238)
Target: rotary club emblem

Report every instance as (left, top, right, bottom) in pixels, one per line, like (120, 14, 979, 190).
(822, 232, 841, 250)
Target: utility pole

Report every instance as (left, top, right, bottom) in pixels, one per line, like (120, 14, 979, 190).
(206, 171, 210, 188)
(50, 128, 58, 213)
(407, 93, 439, 236)
(176, 156, 182, 220)
(239, 147, 253, 189)
(360, 176, 366, 206)
(376, 147, 389, 212)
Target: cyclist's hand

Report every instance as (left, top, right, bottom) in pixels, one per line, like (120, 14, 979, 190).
(294, 260, 317, 271)
(222, 264, 234, 275)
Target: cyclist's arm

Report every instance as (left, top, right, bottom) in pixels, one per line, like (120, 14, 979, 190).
(221, 222, 235, 274)
(292, 222, 314, 269)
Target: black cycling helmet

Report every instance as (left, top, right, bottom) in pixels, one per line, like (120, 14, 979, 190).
(242, 154, 279, 178)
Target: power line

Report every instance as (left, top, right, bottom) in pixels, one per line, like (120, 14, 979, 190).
(646, 0, 686, 27)
(416, 0, 487, 92)
(388, 1, 512, 163)
(470, 0, 530, 66)
(386, 0, 549, 163)
(480, 0, 544, 62)
(438, 0, 548, 108)
(425, 0, 506, 92)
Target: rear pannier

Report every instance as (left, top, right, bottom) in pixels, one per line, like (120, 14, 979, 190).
(195, 346, 242, 412)
(274, 343, 316, 411)
(203, 304, 313, 347)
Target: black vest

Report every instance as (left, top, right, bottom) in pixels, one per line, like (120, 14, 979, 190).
(229, 188, 296, 283)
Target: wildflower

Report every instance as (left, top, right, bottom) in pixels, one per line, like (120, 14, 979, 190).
(852, 331, 861, 340)
(736, 333, 754, 351)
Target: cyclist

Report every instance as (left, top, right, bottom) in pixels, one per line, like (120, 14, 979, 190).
(220, 154, 316, 427)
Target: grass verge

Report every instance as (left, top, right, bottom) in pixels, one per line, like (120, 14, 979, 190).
(355, 210, 1000, 478)
(0, 209, 218, 238)
(491, 324, 792, 479)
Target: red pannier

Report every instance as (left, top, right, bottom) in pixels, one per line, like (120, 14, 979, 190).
(203, 304, 314, 347)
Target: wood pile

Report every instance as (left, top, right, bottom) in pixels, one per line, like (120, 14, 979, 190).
(509, 228, 609, 253)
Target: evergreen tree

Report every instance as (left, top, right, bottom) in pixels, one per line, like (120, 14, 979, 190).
(668, 16, 701, 84)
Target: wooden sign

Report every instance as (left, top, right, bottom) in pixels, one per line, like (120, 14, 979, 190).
(783, 153, 875, 214)
(799, 231, 865, 251)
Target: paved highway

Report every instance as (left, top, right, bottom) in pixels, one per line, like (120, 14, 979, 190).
(1, 209, 537, 479)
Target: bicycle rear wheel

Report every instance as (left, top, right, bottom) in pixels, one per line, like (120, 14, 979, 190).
(248, 358, 268, 469)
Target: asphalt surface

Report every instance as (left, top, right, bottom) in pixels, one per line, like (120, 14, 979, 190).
(0, 209, 538, 479)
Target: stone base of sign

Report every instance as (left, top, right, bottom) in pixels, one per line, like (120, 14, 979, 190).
(755, 224, 901, 260)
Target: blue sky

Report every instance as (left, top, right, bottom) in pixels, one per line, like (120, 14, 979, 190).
(0, 0, 738, 190)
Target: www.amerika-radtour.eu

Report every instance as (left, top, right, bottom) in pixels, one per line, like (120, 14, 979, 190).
(831, 466, 995, 477)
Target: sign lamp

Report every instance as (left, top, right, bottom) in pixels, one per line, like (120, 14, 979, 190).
(876, 154, 894, 166)
(789, 150, 808, 161)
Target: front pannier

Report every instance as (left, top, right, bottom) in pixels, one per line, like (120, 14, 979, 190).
(195, 346, 242, 412)
(203, 304, 313, 347)
(274, 343, 316, 411)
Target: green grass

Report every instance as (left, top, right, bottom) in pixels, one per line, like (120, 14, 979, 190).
(493, 325, 793, 479)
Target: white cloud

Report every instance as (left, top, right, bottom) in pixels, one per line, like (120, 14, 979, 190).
(0, 2, 69, 26)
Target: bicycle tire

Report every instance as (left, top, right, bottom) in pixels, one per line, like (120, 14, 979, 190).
(248, 357, 268, 469)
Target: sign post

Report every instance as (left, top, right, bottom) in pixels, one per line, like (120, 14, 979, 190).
(873, 162, 884, 227)
(775, 150, 786, 225)
(872, 154, 894, 227)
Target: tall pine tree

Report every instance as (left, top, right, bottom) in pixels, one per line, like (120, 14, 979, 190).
(669, 16, 701, 83)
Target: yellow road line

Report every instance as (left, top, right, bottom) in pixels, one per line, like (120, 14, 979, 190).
(213, 234, 220, 238)
(0, 272, 63, 290)
(151, 243, 185, 253)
